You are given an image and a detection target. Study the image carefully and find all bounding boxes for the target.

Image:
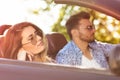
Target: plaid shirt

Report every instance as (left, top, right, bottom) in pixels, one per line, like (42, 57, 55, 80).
(56, 40, 117, 68)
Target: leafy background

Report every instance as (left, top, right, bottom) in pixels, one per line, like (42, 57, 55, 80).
(39, 0, 120, 44)
(1, 0, 120, 44)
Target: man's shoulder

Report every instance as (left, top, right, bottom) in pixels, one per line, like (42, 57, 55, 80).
(90, 40, 111, 46)
(58, 41, 76, 54)
(60, 41, 73, 51)
(89, 40, 116, 49)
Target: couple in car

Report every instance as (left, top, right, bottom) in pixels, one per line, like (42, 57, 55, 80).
(0, 11, 119, 75)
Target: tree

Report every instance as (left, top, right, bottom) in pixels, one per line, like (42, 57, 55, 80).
(33, 0, 120, 43)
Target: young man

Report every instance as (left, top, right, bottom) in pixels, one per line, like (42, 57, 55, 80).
(56, 11, 118, 69)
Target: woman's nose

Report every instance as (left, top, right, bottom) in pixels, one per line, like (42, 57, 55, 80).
(31, 35, 41, 45)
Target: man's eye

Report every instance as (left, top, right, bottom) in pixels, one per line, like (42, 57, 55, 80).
(87, 26, 92, 29)
(87, 26, 94, 30)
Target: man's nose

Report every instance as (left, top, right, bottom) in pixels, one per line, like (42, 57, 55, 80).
(92, 28, 96, 33)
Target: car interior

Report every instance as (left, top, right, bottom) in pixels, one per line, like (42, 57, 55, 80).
(0, 0, 120, 80)
(46, 32, 67, 59)
(0, 58, 120, 80)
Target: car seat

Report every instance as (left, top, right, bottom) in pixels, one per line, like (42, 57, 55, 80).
(46, 32, 67, 59)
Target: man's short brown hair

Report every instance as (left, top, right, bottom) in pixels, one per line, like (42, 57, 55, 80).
(65, 11, 90, 39)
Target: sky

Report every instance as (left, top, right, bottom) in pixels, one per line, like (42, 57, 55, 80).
(0, 0, 60, 33)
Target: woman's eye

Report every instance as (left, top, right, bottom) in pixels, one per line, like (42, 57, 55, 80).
(29, 37, 34, 41)
(35, 31, 38, 35)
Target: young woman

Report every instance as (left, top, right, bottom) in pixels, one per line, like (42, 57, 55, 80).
(2, 22, 52, 62)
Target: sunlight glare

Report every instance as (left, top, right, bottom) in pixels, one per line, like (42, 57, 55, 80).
(0, 0, 60, 33)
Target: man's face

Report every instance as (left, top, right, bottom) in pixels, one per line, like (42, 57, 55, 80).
(74, 19, 96, 43)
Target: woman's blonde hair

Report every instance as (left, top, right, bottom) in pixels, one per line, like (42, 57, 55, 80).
(3, 22, 51, 62)
(33, 33, 51, 62)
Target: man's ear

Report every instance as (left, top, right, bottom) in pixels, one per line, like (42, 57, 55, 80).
(71, 29, 78, 35)
(71, 29, 79, 38)
(71, 29, 75, 35)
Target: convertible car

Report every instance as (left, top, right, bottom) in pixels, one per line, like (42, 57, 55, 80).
(0, 0, 120, 80)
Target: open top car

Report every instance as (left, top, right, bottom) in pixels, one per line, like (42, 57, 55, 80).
(0, 58, 120, 80)
(0, 0, 120, 80)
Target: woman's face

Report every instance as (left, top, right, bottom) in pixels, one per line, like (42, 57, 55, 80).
(21, 26, 46, 55)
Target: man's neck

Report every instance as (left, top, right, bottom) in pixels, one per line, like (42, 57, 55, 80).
(73, 38, 92, 60)
(73, 38, 89, 51)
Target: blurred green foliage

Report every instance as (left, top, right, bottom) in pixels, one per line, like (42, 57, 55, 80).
(37, 0, 120, 44)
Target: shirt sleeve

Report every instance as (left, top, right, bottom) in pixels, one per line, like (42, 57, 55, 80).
(56, 51, 70, 64)
(97, 42, 117, 57)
